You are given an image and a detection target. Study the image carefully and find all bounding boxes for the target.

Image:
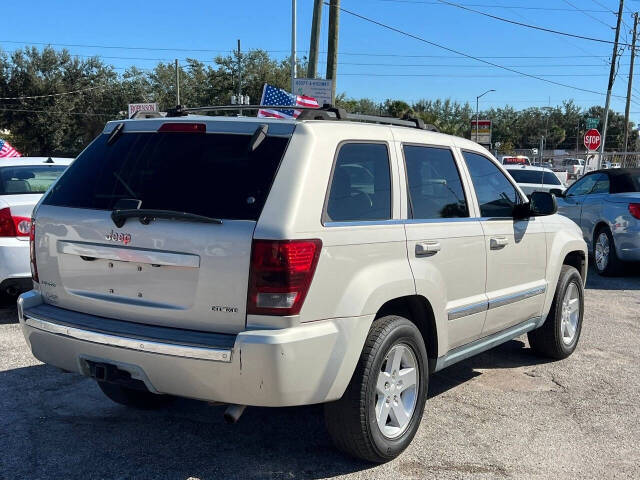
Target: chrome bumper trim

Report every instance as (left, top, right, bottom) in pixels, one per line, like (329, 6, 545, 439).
(24, 315, 233, 363)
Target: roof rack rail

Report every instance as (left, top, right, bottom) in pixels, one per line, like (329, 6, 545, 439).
(165, 104, 439, 132)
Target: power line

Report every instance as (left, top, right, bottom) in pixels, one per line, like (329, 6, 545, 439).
(4, 44, 620, 60)
(337, 73, 614, 77)
(433, 0, 634, 47)
(328, 2, 629, 99)
(560, 0, 614, 28)
(0, 107, 116, 117)
(379, 0, 611, 11)
(0, 85, 105, 100)
(0, 39, 231, 53)
(590, 0, 615, 15)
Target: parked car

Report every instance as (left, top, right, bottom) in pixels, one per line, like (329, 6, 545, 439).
(557, 168, 640, 275)
(603, 162, 621, 169)
(18, 110, 587, 462)
(501, 155, 531, 165)
(531, 160, 553, 169)
(504, 165, 566, 196)
(0, 157, 72, 297)
(561, 158, 586, 180)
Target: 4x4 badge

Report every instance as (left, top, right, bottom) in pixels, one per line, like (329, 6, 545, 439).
(106, 230, 132, 245)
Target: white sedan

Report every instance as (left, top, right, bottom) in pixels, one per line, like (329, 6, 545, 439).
(0, 157, 72, 298)
(505, 164, 566, 196)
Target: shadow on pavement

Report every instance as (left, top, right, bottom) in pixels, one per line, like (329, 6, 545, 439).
(0, 364, 372, 479)
(0, 337, 553, 479)
(429, 338, 551, 398)
(585, 263, 640, 291)
(0, 302, 17, 325)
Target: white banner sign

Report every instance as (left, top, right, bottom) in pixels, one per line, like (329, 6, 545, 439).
(293, 78, 333, 106)
(128, 103, 158, 118)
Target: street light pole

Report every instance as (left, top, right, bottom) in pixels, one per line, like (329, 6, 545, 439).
(291, 0, 297, 93)
(475, 89, 495, 143)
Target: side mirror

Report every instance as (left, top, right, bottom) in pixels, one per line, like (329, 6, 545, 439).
(529, 191, 558, 216)
(550, 188, 564, 197)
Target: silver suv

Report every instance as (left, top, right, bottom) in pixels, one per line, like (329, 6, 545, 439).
(18, 107, 588, 462)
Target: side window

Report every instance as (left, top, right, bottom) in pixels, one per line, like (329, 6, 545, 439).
(463, 151, 522, 218)
(590, 174, 610, 194)
(565, 174, 599, 196)
(325, 143, 391, 222)
(403, 145, 469, 219)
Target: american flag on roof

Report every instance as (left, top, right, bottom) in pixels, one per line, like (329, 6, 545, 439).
(0, 139, 20, 158)
(258, 83, 319, 119)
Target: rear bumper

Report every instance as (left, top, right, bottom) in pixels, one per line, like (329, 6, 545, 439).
(18, 291, 372, 407)
(0, 237, 30, 283)
(613, 226, 640, 262)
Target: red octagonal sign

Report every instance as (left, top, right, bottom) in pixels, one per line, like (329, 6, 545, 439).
(584, 128, 601, 151)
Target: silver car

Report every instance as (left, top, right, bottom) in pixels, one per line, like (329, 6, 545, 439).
(505, 165, 565, 196)
(557, 168, 640, 275)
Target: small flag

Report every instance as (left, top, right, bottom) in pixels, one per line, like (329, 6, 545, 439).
(0, 139, 21, 158)
(258, 83, 319, 119)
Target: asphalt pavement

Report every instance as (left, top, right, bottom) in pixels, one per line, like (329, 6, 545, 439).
(1, 265, 638, 480)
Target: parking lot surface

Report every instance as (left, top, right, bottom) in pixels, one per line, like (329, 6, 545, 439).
(1, 266, 638, 480)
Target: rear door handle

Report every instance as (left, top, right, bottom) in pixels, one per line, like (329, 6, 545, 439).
(490, 236, 509, 249)
(415, 241, 441, 257)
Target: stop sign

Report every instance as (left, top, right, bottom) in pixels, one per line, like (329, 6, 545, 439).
(584, 128, 601, 151)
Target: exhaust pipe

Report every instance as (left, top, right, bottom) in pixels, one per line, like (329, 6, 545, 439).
(5, 285, 18, 297)
(224, 404, 247, 424)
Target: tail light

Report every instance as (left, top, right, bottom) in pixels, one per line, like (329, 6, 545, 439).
(247, 239, 322, 316)
(30, 219, 39, 283)
(158, 123, 206, 133)
(0, 207, 31, 237)
(629, 203, 640, 220)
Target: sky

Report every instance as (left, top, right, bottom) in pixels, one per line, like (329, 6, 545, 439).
(3, 0, 640, 124)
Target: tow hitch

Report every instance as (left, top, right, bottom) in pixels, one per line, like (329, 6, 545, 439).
(86, 361, 148, 391)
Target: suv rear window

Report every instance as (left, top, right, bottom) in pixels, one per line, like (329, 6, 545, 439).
(508, 169, 561, 185)
(43, 131, 290, 220)
(0, 165, 67, 195)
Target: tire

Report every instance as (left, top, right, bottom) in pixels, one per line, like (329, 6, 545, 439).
(593, 226, 622, 276)
(97, 381, 173, 409)
(324, 315, 428, 463)
(528, 265, 584, 360)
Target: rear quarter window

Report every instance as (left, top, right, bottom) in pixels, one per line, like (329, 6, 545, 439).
(324, 143, 391, 222)
(0, 165, 67, 195)
(43, 131, 290, 221)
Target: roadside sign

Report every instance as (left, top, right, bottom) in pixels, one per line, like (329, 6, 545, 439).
(128, 103, 158, 118)
(584, 128, 601, 151)
(586, 117, 599, 129)
(471, 119, 492, 145)
(293, 78, 333, 106)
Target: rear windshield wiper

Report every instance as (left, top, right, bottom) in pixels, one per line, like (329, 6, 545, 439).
(111, 208, 223, 228)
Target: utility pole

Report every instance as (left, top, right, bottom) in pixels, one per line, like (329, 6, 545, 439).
(308, 0, 323, 78)
(600, 0, 625, 168)
(327, 0, 340, 104)
(175, 59, 180, 106)
(291, 0, 297, 93)
(237, 39, 242, 116)
(624, 12, 638, 154)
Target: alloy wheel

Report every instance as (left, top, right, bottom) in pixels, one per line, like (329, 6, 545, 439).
(560, 282, 580, 345)
(595, 232, 610, 272)
(375, 343, 419, 439)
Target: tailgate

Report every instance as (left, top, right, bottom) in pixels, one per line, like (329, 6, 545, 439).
(34, 120, 293, 334)
(35, 205, 254, 334)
